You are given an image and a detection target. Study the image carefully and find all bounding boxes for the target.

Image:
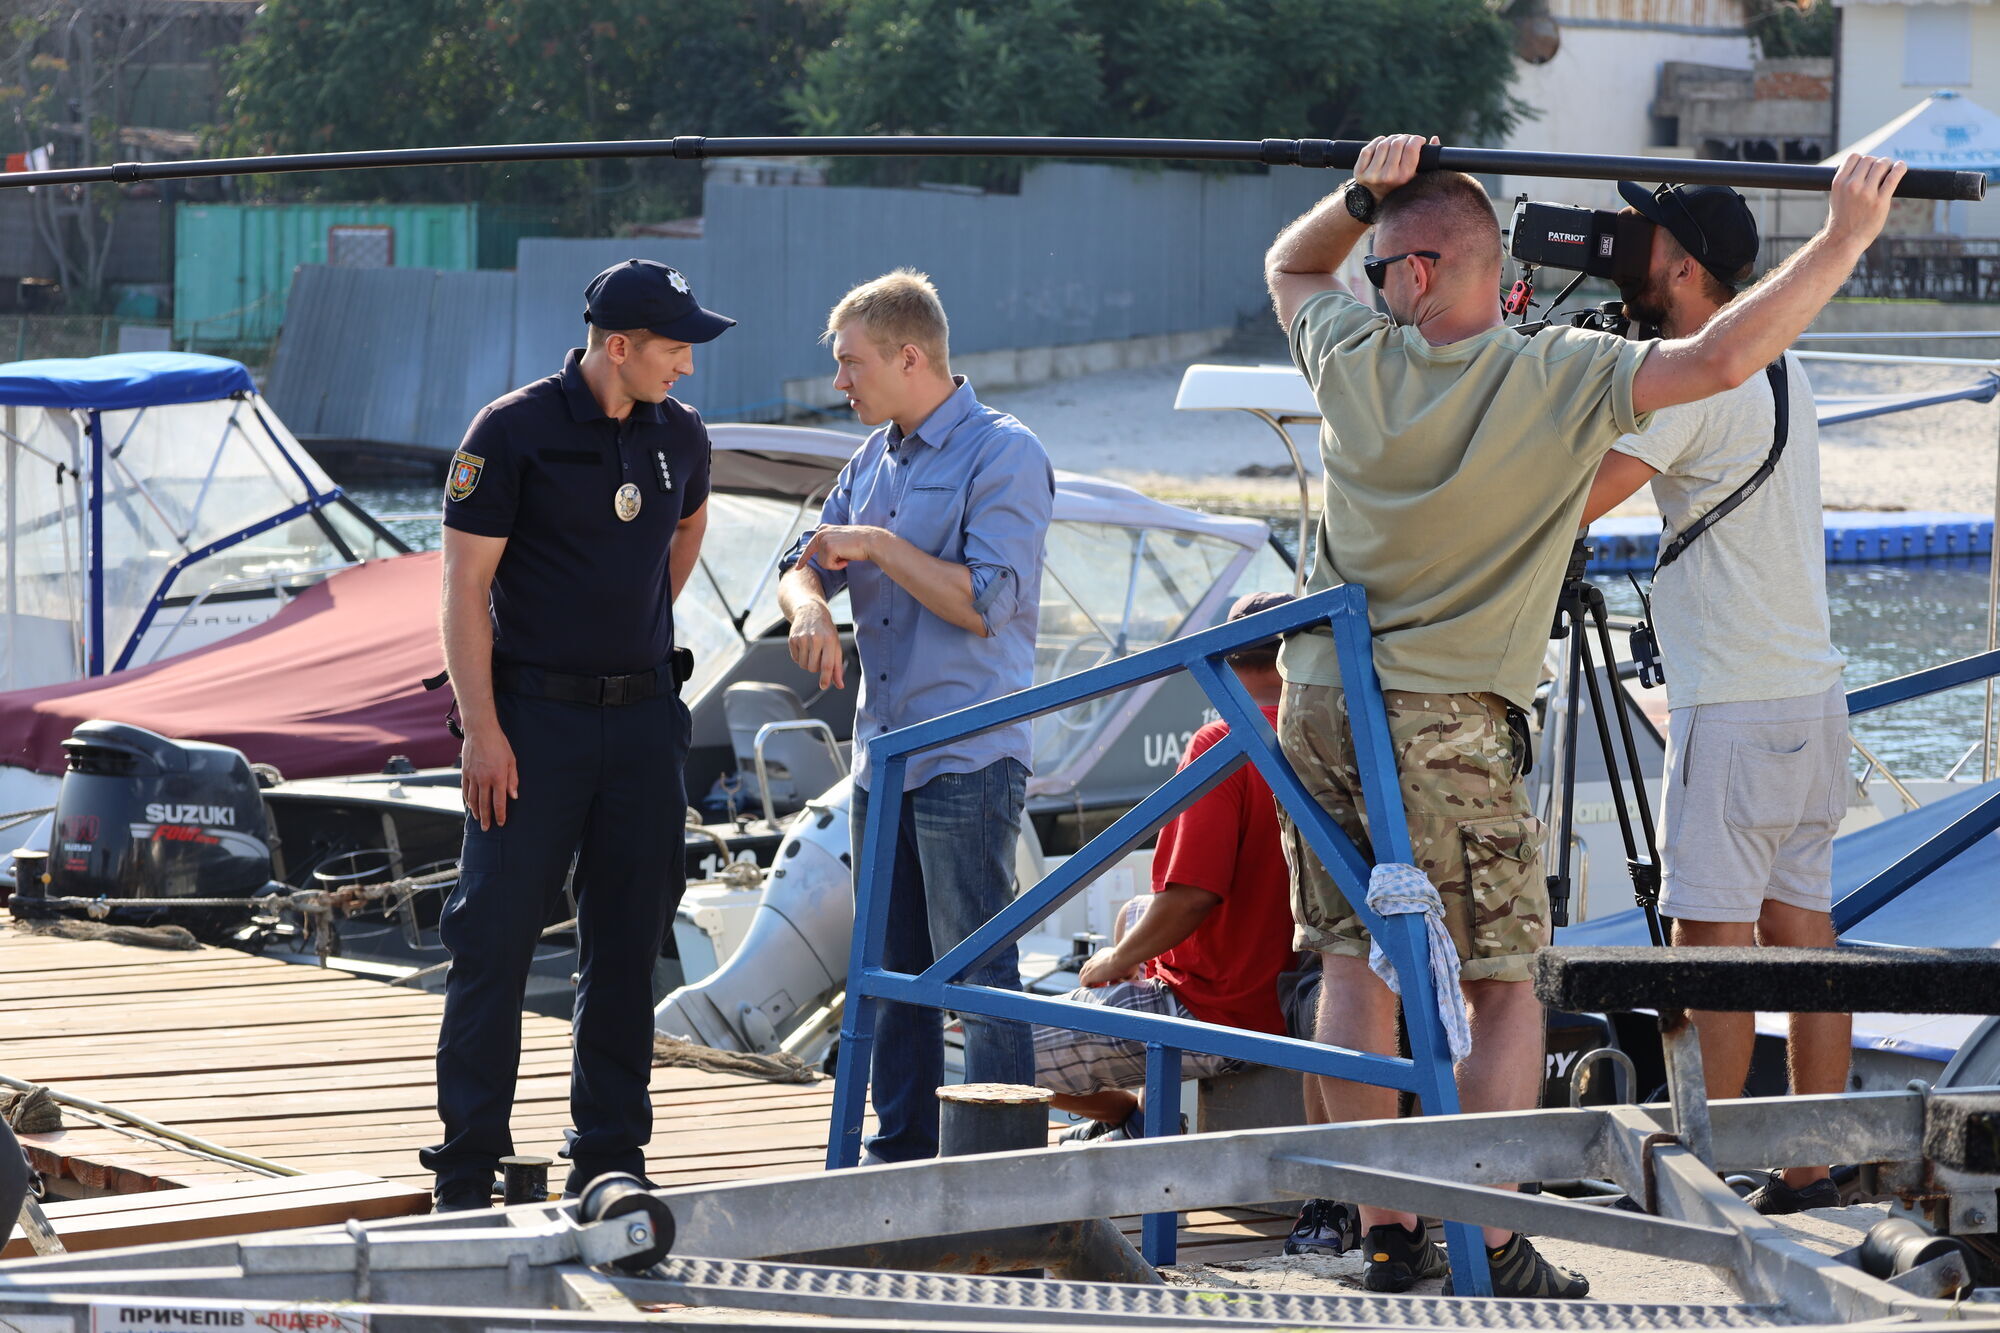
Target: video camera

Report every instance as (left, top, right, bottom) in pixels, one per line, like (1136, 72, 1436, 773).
(1505, 200, 1659, 338)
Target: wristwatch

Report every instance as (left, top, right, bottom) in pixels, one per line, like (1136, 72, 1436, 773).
(1343, 180, 1379, 225)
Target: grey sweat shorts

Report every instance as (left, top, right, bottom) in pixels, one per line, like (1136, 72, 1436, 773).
(1658, 680, 1849, 924)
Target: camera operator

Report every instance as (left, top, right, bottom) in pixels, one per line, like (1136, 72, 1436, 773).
(1581, 182, 1849, 1217)
(1263, 135, 1903, 1297)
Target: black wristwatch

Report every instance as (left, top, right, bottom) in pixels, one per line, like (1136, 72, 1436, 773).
(1343, 180, 1378, 225)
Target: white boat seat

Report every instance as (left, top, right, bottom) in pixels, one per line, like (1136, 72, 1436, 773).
(723, 682, 846, 819)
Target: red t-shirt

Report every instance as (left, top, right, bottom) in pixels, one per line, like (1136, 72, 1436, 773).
(1146, 707, 1295, 1035)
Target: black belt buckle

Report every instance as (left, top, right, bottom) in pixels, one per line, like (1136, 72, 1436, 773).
(600, 673, 639, 707)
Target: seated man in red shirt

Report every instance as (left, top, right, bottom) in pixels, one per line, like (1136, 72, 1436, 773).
(1032, 592, 1299, 1139)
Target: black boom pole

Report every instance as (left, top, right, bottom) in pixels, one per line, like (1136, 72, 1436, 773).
(0, 135, 1984, 202)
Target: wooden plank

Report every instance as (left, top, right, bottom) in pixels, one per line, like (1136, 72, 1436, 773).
(0, 1171, 430, 1258)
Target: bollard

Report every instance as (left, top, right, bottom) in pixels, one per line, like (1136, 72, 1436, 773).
(936, 1083, 1053, 1159)
(499, 1155, 552, 1206)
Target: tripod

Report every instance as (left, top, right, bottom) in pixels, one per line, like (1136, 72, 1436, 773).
(1544, 540, 1667, 945)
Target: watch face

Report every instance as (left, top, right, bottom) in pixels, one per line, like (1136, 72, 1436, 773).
(1345, 184, 1375, 223)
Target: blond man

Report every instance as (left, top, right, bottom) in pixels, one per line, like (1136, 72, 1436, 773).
(777, 270, 1053, 1162)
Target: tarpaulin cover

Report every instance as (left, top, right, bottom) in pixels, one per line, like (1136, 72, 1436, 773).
(0, 352, 255, 410)
(0, 552, 455, 779)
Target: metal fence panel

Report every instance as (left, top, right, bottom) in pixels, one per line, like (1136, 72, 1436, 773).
(273, 164, 1344, 447)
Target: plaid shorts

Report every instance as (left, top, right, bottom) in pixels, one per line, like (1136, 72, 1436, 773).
(1031, 977, 1240, 1097)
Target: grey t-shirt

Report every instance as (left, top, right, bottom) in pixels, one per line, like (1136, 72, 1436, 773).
(1612, 353, 1844, 710)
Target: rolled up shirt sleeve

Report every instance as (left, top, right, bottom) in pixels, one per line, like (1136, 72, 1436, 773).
(777, 471, 856, 599)
(963, 431, 1054, 634)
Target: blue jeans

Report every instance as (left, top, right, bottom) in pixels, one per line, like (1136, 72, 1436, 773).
(852, 758, 1035, 1162)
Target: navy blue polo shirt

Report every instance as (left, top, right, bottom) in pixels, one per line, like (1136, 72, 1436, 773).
(442, 348, 711, 676)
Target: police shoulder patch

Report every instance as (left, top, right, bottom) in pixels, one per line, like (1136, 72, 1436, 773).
(447, 450, 485, 502)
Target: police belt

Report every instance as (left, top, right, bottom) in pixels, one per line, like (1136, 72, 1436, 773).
(493, 648, 693, 707)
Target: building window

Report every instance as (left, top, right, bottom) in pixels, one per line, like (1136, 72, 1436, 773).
(1905, 4, 1972, 88)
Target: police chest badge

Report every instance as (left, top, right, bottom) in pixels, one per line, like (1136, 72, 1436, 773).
(446, 450, 484, 502)
(614, 482, 642, 522)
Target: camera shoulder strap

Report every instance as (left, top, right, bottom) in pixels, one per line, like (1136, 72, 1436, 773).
(1653, 356, 1790, 575)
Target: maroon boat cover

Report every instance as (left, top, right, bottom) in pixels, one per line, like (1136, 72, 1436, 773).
(0, 553, 458, 779)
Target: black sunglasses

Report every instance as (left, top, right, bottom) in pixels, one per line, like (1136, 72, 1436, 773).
(1363, 250, 1441, 289)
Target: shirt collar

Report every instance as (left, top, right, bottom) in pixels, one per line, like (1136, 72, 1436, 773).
(889, 376, 976, 451)
(559, 347, 667, 425)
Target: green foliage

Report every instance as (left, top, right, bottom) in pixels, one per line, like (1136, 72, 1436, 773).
(221, 0, 838, 225)
(1744, 0, 1835, 60)
(791, 0, 1526, 188)
(221, 0, 1526, 206)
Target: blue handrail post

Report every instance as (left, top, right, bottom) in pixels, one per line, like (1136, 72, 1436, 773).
(826, 752, 908, 1170)
(825, 586, 1484, 1286)
(1141, 1042, 1182, 1264)
(1327, 595, 1490, 1296)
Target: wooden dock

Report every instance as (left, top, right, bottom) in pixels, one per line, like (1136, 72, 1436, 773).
(0, 918, 1285, 1261)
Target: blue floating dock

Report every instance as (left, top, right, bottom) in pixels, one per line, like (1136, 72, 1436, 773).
(1584, 511, 1994, 573)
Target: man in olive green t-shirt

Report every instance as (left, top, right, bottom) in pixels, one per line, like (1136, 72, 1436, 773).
(1261, 134, 1904, 1298)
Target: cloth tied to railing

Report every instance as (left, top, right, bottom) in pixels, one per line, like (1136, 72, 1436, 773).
(1365, 863, 1472, 1063)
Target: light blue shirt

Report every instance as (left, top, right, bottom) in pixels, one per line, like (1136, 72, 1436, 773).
(781, 378, 1052, 793)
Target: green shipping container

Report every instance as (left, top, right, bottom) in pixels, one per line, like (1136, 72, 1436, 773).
(174, 202, 481, 345)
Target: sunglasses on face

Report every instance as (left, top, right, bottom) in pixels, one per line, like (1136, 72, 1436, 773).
(1363, 250, 1441, 289)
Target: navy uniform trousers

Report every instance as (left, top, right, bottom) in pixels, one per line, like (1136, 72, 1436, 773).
(421, 684, 689, 1193)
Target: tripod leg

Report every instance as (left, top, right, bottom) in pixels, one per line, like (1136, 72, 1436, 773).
(1583, 593, 1667, 945)
(1551, 606, 1586, 929)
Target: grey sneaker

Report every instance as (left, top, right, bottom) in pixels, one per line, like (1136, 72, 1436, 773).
(1444, 1234, 1590, 1299)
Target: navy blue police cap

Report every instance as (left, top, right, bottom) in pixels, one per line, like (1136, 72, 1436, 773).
(584, 259, 736, 344)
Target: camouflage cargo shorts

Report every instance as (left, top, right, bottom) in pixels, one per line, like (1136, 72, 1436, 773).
(1274, 682, 1548, 984)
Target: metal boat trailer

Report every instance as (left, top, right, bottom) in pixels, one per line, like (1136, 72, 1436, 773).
(2, 1074, 1997, 1331)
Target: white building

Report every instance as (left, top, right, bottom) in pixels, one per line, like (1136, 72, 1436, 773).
(1834, 1, 2000, 235)
(1836, 1, 2000, 152)
(1494, 0, 1759, 212)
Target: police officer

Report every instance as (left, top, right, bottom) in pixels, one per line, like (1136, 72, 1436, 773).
(421, 259, 734, 1210)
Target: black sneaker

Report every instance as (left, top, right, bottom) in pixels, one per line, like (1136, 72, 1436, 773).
(1744, 1175, 1841, 1216)
(1444, 1233, 1590, 1299)
(1285, 1198, 1360, 1256)
(1362, 1220, 1449, 1292)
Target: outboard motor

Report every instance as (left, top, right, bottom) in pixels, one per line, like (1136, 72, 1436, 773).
(656, 778, 856, 1052)
(15, 720, 277, 938)
(656, 775, 1047, 1055)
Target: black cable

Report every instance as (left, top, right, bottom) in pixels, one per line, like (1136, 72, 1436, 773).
(1, 135, 1984, 200)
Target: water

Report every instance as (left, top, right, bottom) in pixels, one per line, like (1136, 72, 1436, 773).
(350, 482, 446, 554)
(1593, 561, 1997, 782)
(356, 481, 1997, 782)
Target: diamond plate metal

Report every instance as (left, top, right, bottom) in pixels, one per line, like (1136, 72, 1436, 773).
(640, 1256, 1796, 1329)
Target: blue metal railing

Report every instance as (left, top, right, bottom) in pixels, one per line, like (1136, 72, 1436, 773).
(1837, 649, 2000, 930)
(827, 585, 1496, 1292)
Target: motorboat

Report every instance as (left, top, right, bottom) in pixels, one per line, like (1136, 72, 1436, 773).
(1, 418, 1292, 1019)
(0, 351, 406, 834)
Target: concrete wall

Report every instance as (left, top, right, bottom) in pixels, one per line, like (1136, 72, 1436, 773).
(1804, 297, 2000, 360)
(268, 162, 1332, 450)
(1497, 15, 1756, 211)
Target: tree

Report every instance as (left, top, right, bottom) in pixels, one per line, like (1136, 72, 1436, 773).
(790, 0, 1525, 188)
(3, 0, 184, 310)
(220, 0, 838, 228)
(1743, 0, 1834, 60)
